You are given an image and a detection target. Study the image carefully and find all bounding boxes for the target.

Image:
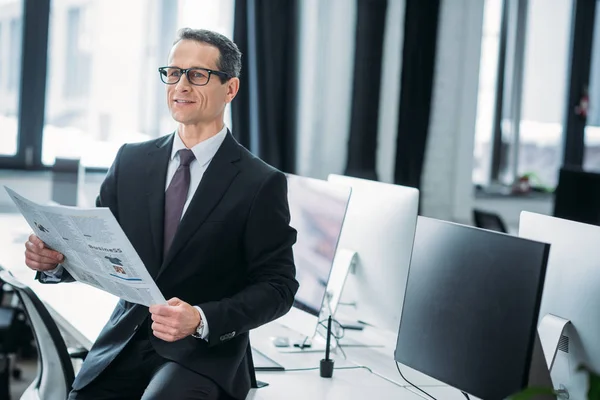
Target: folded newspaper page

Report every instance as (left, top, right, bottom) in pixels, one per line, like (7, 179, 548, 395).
(5, 186, 166, 307)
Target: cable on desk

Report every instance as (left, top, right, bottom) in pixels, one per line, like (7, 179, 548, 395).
(284, 365, 373, 373)
(296, 335, 310, 349)
(318, 319, 347, 359)
(461, 391, 471, 400)
(395, 362, 437, 400)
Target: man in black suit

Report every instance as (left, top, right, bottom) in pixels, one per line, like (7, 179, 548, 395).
(23, 28, 298, 400)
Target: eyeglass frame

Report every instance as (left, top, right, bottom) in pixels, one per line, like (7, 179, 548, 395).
(158, 66, 232, 86)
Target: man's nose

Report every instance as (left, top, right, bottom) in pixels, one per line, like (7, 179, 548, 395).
(175, 73, 191, 91)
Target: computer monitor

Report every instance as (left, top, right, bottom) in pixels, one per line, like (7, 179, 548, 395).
(276, 174, 351, 338)
(395, 217, 551, 400)
(554, 167, 600, 225)
(519, 211, 600, 399)
(327, 174, 419, 333)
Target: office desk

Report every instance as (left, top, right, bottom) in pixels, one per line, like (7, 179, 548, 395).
(0, 213, 118, 348)
(1, 212, 473, 399)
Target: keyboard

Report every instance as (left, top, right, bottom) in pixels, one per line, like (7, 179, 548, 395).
(252, 347, 285, 371)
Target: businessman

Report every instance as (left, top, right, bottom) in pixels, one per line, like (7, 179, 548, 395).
(23, 28, 298, 400)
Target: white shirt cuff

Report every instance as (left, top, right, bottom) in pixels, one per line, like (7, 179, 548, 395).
(43, 264, 64, 282)
(193, 306, 209, 341)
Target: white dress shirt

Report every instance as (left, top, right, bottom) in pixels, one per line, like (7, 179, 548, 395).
(44, 125, 228, 341)
(166, 126, 228, 340)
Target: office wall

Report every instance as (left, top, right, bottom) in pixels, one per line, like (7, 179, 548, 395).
(419, 0, 554, 228)
(295, 0, 406, 182)
(420, 0, 484, 224)
(0, 0, 554, 227)
(295, 0, 357, 180)
(376, 0, 406, 184)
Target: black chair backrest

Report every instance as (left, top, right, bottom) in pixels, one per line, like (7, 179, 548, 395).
(0, 268, 74, 399)
(473, 209, 508, 233)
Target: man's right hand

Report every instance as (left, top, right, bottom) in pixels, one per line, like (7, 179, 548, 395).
(24, 234, 64, 272)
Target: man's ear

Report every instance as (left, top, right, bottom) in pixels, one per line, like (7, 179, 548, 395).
(226, 78, 240, 103)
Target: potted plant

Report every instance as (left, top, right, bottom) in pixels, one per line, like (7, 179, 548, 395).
(510, 367, 600, 400)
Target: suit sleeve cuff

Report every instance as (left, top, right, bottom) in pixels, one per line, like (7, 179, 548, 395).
(41, 264, 64, 282)
(193, 306, 209, 341)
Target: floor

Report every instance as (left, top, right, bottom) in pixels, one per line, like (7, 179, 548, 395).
(10, 358, 36, 399)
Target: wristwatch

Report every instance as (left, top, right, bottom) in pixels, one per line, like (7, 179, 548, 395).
(192, 316, 205, 339)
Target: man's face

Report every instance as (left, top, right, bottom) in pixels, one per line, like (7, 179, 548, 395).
(165, 40, 238, 126)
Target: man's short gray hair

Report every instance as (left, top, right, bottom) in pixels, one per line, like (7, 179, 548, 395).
(174, 28, 242, 82)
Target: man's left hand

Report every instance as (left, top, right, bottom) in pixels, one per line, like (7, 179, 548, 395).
(149, 297, 201, 342)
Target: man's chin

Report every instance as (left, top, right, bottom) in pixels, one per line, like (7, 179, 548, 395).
(172, 115, 199, 125)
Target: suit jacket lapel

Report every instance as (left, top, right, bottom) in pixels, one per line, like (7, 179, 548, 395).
(158, 132, 241, 279)
(146, 133, 174, 276)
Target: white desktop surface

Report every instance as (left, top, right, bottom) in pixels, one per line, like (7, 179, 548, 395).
(1, 212, 470, 399)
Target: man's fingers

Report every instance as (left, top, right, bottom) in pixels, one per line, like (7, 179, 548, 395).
(25, 249, 61, 265)
(167, 297, 182, 306)
(28, 234, 45, 249)
(25, 258, 58, 272)
(150, 314, 171, 326)
(152, 330, 176, 342)
(152, 322, 178, 337)
(25, 240, 63, 261)
(149, 305, 174, 317)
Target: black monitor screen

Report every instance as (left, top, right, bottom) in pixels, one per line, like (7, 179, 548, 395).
(554, 167, 600, 225)
(395, 217, 550, 400)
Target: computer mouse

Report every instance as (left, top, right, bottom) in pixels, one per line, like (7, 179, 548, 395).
(271, 336, 290, 347)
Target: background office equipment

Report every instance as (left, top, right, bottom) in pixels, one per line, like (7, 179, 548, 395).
(51, 158, 85, 207)
(251, 347, 285, 372)
(320, 248, 363, 330)
(472, 208, 508, 233)
(327, 174, 419, 334)
(395, 217, 552, 400)
(0, 199, 471, 399)
(275, 174, 351, 341)
(553, 167, 600, 225)
(519, 212, 600, 400)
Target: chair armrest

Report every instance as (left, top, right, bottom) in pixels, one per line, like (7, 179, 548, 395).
(67, 347, 88, 360)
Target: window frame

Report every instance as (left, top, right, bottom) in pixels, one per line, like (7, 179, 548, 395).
(477, 0, 596, 191)
(0, 0, 183, 172)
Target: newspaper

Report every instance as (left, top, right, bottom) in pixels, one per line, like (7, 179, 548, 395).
(4, 187, 166, 307)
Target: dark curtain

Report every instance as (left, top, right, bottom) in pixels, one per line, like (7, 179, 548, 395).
(232, 0, 299, 173)
(394, 0, 441, 189)
(344, 0, 388, 180)
(562, 0, 596, 168)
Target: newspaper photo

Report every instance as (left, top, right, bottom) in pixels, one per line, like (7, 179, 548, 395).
(4, 186, 166, 307)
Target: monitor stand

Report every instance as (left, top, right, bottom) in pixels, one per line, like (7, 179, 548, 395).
(537, 314, 575, 400)
(527, 330, 560, 399)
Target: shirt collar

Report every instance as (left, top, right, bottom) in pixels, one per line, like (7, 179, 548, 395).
(170, 125, 228, 166)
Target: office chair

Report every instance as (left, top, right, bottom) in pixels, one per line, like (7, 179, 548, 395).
(0, 281, 29, 396)
(473, 209, 508, 233)
(0, 268, 87, 400)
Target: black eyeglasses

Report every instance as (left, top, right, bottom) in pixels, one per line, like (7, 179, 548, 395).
(158, 66, 231, 86)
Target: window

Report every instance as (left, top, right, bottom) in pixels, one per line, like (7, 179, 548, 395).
(473, 0, 574, 190)
(63, 7, 90, 99)
(0, 0, 23, 157)
(473, 0, 503, 185)
(42, 0, 235, 169)
(517, 0, 573, 188)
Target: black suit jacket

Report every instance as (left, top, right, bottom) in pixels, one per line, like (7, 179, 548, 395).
(39, 132, 298, 399)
